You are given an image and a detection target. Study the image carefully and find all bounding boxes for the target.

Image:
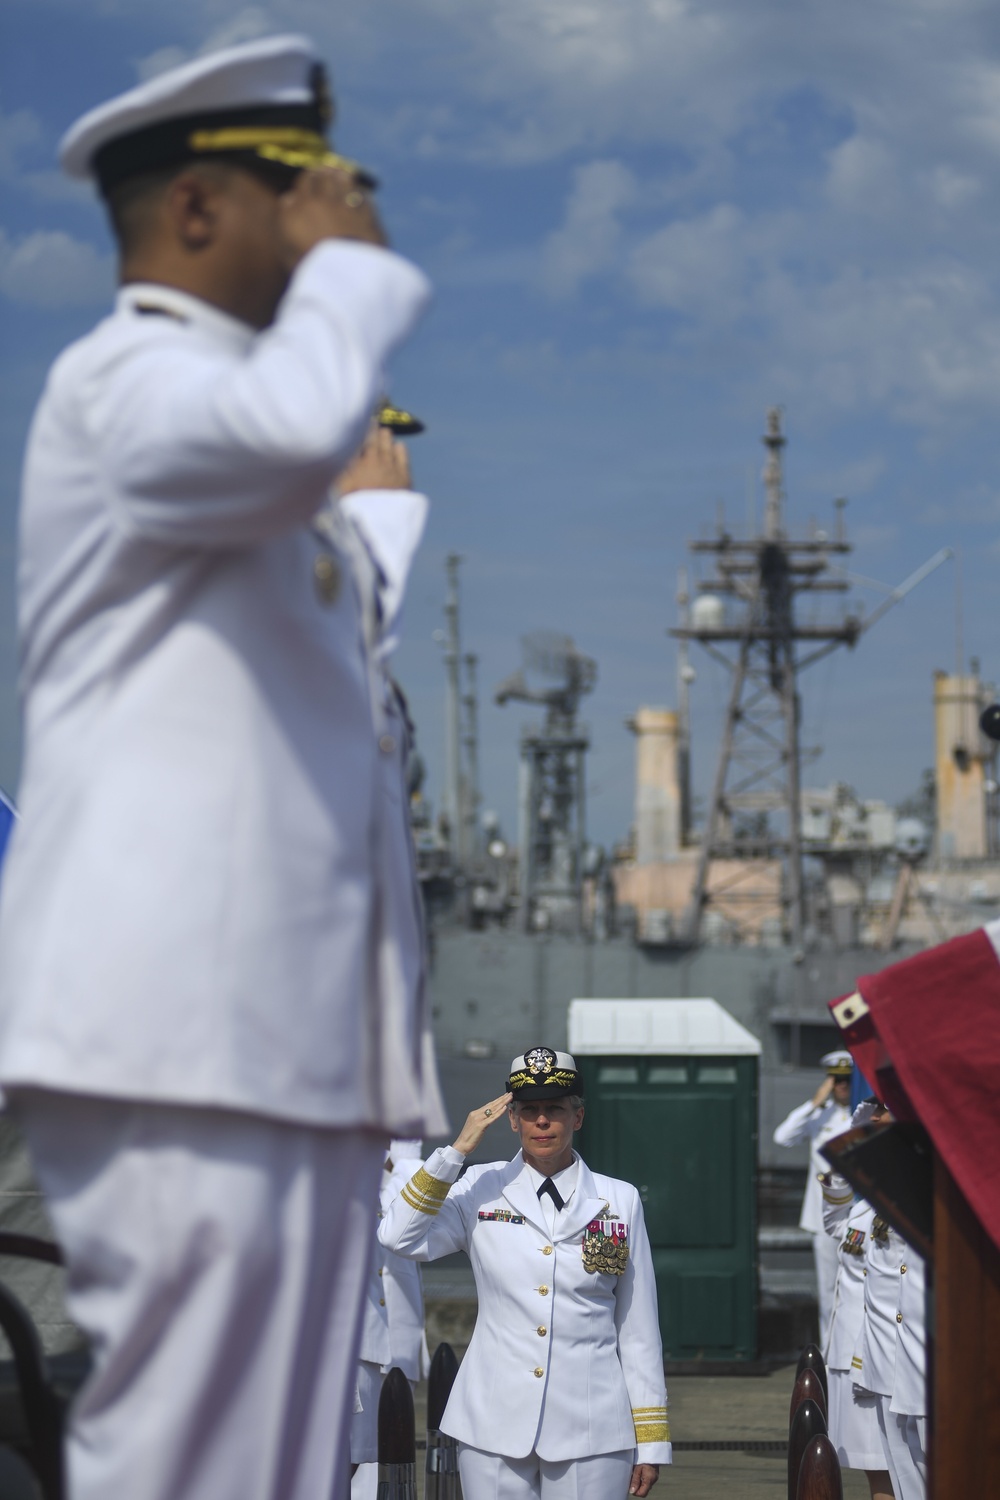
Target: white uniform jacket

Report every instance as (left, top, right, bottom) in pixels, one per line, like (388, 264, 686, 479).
(856, 1220, 926, 1416)
(0, 240, 447, 1138)
(820, 1177, 874, 1372)
(358, 1242, 392, 1370)
(824, 1172, 926, 1414)
(379, 1156, 429, 1381)
(773, 1099, 853, 1233)
(378, 1146, 671, 1466)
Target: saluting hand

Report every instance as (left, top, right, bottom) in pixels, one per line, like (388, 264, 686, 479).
(278, 165, 387, 268)
(629, 1463, 659, 1496)
(336, 424, 412, 495)
(811, 1076, 834, 1109)
(452, 1093, 513, 1156)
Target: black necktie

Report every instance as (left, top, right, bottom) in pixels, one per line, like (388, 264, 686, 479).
(537, 1177, 565, 1212)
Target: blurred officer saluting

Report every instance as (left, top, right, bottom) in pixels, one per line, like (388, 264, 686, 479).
(773, 1050, 854, 1345)
(0, 34, 445, 1500)
(380, 1047, 671, 1499)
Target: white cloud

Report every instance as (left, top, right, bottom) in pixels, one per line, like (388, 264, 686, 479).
(540, 159, 636, 297)
(198, 7, 277, 55)
(0, 230, 113, 308)
(628, 203, 746, 319)
(135, 7, 276, 81)
(0, 107, 43, 180)
(825, 136, 899, 212)
(136, 47, 190, 82)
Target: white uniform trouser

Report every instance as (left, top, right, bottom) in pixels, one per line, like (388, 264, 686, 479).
(12, 1089, 384, 1500)
(812, 1229, 840, 1348)
(874, 1397, 926, 1500)
(350, 1359, 384, 1466)
(457, 1444, 634, 1499)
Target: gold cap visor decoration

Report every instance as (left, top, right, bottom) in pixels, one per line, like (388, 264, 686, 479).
(188, 127, 377, 189)
(377, 399, 425, 436)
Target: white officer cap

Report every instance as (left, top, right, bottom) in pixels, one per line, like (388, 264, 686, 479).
(821, 1050, 854, 1077)
(507, 1046, 582, 1101)
(58, 34, 364, 196)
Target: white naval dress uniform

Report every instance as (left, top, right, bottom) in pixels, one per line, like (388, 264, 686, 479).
(852, 1215, 927, 1500)
(352, 1243, 392, 1466)
(379, 1146, 671, 1498)
(352, 1148, 430, 1500)
(0, 239, 447, 1500)
(820, 1182, 885, 1472)
(773, 1097, 852, 1344)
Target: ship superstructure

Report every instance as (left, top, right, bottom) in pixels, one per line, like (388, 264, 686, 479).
(412, 411, 996, 1172)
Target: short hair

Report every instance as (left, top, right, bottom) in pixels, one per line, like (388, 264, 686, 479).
(104, 155, 296, 256)
(104, 163, 184, 255)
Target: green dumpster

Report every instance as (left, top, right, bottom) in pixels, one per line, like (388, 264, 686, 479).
(569, 998, 760, 1362)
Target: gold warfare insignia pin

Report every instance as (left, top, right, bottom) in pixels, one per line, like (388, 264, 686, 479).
(314, 552, 341, 605)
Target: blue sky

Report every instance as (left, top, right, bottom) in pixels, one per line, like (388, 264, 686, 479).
(2, 0, 999, 847)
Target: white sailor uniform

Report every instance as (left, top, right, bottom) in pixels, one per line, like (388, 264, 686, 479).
(820, 1179, 885, 1472)
(352, 1145, 430, 1500)
(773, 1097, 852, 1343)
(379, 1147, 431, 1383)
(853, 1215, 927, 1500)
(379, 1146, 671, 1496)
(352, 1244, 392, 1467)
(0, 40, 446, 1500)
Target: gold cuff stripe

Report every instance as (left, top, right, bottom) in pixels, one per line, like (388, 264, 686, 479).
(399, 1167, 452, 1216)
(851, 1356, 863, 1369)
(400, 1183, 440, 1216)
(632, 1406, 670, 1441)
(409, 1167, 451, 1201)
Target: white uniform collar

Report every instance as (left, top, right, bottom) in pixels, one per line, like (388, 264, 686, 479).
(117, 281, 256, 354)
(523, 1155, 580, 1206)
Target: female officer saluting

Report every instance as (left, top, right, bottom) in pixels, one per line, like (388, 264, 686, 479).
(379, 1046, 671, 1498)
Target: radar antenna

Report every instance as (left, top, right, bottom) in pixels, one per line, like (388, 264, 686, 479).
(674, 408, 951, 949)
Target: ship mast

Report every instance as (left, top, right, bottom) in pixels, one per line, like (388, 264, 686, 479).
(443, 554, 467, 866)
(675, 409, 856, 948)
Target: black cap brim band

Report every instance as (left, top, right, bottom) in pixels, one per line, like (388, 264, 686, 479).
(509, 1081, 580, 1101)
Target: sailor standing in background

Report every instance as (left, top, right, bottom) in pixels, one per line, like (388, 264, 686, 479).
(773, 1050, 854, 1344)
(819, 1101, 894, 1500)
(852, 1196, 927, 1499)
(352, 1139, 430, 1500)
(380, 1048, 671, 1499)
(0, 35, 446, 1500)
